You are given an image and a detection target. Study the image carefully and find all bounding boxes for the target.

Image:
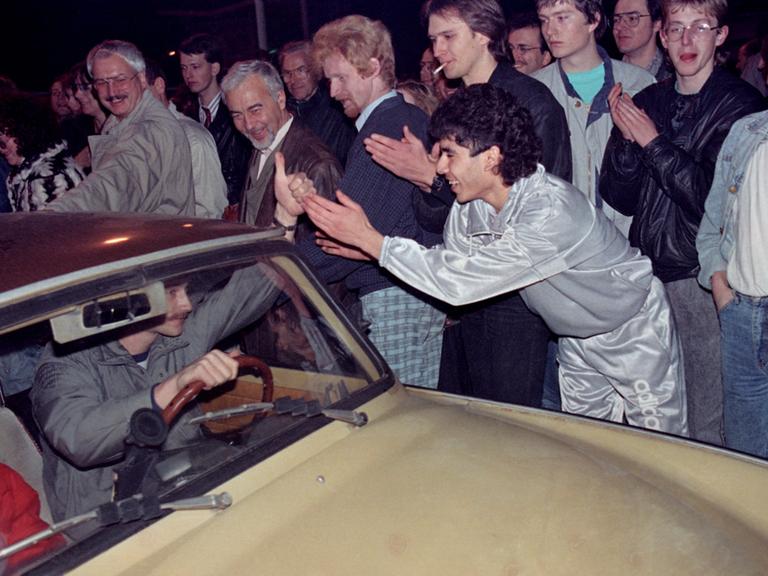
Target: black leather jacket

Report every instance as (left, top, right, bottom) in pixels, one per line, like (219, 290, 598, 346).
(194, 102, 252, 206)
(601, 68, 765, 283)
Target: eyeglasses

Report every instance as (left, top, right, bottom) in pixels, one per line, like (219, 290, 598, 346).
(92, 72, 139, 92)
(612, 12, 651, 28)
(282, 65, 310, 81)
(73, 82, 92, 92)
(664, 20, 721, 42)
(509, 44, 544, 55)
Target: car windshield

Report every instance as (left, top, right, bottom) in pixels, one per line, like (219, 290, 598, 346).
(1, 250, 386, 574)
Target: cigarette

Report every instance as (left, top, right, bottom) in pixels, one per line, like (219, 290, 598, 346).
(433, 63, 446, 76)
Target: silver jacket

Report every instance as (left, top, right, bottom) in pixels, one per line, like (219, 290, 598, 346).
(380, 166, 687, 434)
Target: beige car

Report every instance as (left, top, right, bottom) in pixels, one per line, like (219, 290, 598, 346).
(1, 213, 767, 575)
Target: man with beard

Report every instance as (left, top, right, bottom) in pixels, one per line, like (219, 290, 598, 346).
(221, 60, 342, 236)
(297, 15, 446, 389)
(46, 40, 194, 215)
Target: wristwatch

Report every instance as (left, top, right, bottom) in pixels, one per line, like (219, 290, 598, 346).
(273, 218, 297, 231)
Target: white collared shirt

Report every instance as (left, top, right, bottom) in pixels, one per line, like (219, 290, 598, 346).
(257, 116, 294, 178)
(728, 140, 768, 296)
(355, 90, 397, 131)
(198, 91, 223, 125)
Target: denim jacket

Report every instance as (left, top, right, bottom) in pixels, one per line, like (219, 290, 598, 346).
(697, 110, 768, 289)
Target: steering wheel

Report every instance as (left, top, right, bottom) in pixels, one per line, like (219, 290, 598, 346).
(162, 355, 274, 425)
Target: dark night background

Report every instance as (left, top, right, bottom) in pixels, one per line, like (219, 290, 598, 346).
(3, 0, 768, 92)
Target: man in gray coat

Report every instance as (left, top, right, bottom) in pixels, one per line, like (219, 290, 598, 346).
(47, 40, 195, 215)
(32, 266, 277, 521)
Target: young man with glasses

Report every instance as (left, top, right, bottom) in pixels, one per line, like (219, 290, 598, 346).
(46, 40, 195, 215)
(612, 0, 674, 81)
(601, 0, 765, 446)
(533, 0, 654, 237)
(507, 12, 552, 75)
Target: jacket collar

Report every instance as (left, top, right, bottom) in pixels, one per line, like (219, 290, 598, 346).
(465, 165, 546, 240)
(557, 45, 614, 127)
(101, 89, 155, 136)
(98, 334, 190, 366)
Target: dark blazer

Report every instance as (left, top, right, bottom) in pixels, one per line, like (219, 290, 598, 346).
(299, 93, 441, 297)
(240, 120, 343, 243)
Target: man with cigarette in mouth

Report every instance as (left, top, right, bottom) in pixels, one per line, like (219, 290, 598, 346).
(359, 0, 572, 408)
(46, 40, 195, 215)
(600, 0, 765, 445)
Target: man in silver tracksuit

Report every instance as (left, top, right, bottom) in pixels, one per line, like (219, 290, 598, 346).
(302, 84, 687, 435)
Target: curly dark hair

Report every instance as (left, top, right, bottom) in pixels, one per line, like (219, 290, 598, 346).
(0, 93, 63, 161)
(429, 84, 541, 186)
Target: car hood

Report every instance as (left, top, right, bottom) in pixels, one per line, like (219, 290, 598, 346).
(73, 385, 768, 575)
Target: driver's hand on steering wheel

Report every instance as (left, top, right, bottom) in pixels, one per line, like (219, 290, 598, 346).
(153, 350, 239, 409)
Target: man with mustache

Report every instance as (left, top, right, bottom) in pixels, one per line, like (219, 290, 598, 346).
(46, 40, 194, 215)
(506, 12, 552, 75)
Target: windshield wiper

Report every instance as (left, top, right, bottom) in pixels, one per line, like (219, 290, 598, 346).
(0, 492, 232, 563)
(187, 397, 368, 428)
(188, 403, 274, 424)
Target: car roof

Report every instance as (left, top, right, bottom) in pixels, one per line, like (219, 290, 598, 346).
(0, 213, 284, 332)
(0, 213, 280, 293)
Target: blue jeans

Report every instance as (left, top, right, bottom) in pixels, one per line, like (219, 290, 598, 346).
(719, 293, 768, 458)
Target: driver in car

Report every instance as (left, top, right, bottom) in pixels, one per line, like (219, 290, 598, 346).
(31, 267, 279, 521)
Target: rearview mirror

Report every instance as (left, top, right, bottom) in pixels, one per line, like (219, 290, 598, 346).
(50, 282, 166, 344)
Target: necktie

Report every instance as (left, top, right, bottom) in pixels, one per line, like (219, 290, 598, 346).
(203, 107, 212, 128)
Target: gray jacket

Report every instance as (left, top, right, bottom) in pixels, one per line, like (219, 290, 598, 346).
(33, 265, 276, 520)
(533, 51, 654, 236)
(379, 166, 687, 434)
(48, 91, 195, 215)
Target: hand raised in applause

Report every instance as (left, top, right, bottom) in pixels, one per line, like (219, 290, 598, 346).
(364, 125, 440, 192)
(303, 191, 385, 260)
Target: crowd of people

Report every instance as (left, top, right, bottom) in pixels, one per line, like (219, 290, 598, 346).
(1, 0, 768, 525)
